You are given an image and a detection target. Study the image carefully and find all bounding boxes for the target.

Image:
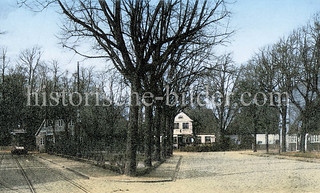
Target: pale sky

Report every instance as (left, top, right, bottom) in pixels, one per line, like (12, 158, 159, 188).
(0, 0, 319, 71)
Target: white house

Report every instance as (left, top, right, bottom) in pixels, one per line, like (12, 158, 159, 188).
(173, 112, 215, 148)
(256, 134, 280, 145)
(285, 134, 320, 152)
(286, 134, 298, 151)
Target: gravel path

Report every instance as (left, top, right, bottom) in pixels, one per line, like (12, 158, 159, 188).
(2, 152, 320, 192)
(86, 152, 320, 193)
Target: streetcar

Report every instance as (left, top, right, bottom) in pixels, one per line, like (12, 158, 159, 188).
(10, 129, 28, 155)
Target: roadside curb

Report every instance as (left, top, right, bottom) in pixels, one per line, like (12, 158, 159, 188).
(99, 156, 183, 183)
(172, 156, 182, 182)
(66, 167, 90, 179)
(106, 177, 173, 183)
(36, 154, 182, 183)
(37, 156, 90, 179)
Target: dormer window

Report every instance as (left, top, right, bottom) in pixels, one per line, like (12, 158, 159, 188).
(58, 120, 63, 127)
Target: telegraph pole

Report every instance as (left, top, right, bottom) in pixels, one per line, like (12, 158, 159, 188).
(76, 62, 81, 156)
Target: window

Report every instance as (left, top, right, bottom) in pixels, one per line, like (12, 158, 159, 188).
(47, 120, 53, 126)
(258, 141, 263, 144)
(205, 136, 211, 143)
(311, 135, 320, 143)
(197, 136, 202, 143)
(174, 123, 179, 129)
(173, 137, 177, 144)
(178, 116, 183, 119)
(185, 137, 192, 144)
(182, 123, 189, 129)
(58, 120, 63, 127)
(40, 138, 45, 145)
(288, 136, 297, 143)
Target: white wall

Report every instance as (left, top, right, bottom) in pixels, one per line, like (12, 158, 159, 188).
(256, 134, 279, 145)
(198, 135, 215, 143)
(173, 112, 193, 135)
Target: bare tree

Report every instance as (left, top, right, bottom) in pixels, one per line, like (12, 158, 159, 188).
(21, 0, 232, 176)
(18, 46, 43, 92)
(252, 45, 292, 153)
(288, 26, 319, 153)
(206, 54, 240, 146)
(272, 38, 298, 153)
(1, 47, 9, 85)
(0, 47, 10, 102)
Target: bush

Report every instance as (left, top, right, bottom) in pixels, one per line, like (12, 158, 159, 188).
(180, 138, 241, 152)
(180, 144, 221, 152)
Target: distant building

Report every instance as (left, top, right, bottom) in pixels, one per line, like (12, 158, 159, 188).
(173, 112, 215, 148)
(286, 134, 298, 151)
(255, 134, 280, 145)
(226, 135, 242, 145)
(35, 119, 75, 152)
(254, 134, 280, 150)
(285, 133, 320, 152)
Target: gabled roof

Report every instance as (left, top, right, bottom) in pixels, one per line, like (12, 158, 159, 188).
(35, 119, 46, 136)
(174, 112, 193, 122)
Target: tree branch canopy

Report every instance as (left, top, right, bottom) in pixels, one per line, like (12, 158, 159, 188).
(21, 0, 232, 85)
(20, 0, 233, 176)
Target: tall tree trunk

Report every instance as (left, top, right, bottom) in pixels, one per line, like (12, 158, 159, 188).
(165, 108, 174, 156)
(154, 105, 161, 161)
(161, 108, 167, 159)
(144, 102, 153, 167)
(125, 82, 139, 176)
(265, 132, 269, 153)
(138, 104, 143, 152)
(2, 53, 6, 101)
(2, 54, 5, 83)
(52, 120, 56, 153)
(281, 105, 287, 152)
(253, 114, 257, 152)
(64, 120, 69, 154)
(300, 118, 306, 153)
(219, 104, 225, 147)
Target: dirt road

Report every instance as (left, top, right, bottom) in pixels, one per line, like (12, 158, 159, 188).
(2, 152, 320, 193)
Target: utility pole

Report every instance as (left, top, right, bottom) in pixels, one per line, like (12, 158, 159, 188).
(77, 62, 80, 92)
(1, 50, 6, 100)
(76, 62, 81, 156)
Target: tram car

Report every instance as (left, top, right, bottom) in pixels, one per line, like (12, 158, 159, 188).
(10, 129, 28, 155)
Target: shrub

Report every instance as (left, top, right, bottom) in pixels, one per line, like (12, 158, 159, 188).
(180, 143, 221, 152)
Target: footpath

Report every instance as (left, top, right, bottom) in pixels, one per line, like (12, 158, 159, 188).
(35, 153, 182, 183)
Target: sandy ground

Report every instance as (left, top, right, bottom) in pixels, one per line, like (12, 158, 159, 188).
(2, 151, 320, 193)
(82, 152, 320, 193)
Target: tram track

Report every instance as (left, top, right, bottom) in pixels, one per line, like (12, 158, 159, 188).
(0, 153, 90, 193)
(14, 156, 36, 193)
(0, 153, 4, 165)
(31, 155, 90, 193)
(0, 153, 19, 192)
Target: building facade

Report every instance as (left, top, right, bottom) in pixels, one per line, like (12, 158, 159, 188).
(173, 112, 215, 148)
(35, 119, 75, 152)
